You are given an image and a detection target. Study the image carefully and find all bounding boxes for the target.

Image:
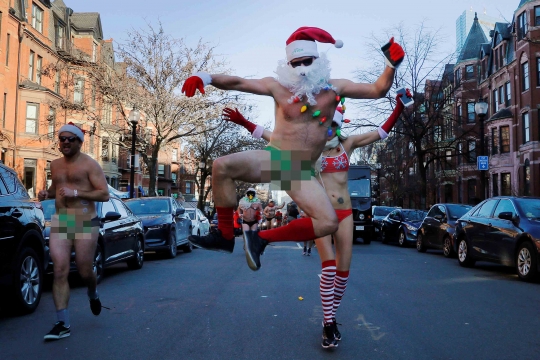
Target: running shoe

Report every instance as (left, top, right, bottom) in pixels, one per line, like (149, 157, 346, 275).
(243, 230, 268, 271)
(189, 229, 234, 253)
(44, 321, 70, 341)
(90, 297, 102, 316)
(322, 321, 338, 348)
(332, 318, 342, 341)
(307, 248, 311, 256)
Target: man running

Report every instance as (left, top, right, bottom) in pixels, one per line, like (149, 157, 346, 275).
(38, 122, 109, 341)
(263, 200, 285, 229)
(184, 26, 404, 271)
(238, 188, 263, 231)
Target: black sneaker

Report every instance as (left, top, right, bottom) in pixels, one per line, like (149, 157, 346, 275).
(243, 230, 268, 271)
(307, 248, 311, 256)
(189, 229, 234, 253)
(44, 321, 70, 341)
(322, 321, 338, 349)
(90, 297, 102, 316)
(332, 318, 342, 341)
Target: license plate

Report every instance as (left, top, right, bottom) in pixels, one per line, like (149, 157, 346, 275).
(356, 226, 364, 230)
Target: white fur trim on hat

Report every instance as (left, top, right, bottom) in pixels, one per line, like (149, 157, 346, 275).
(59, 123, 84, 142)
(193, 71, 212, 86)
(286, 40, 319, 62)
(334, 39, 343, 48)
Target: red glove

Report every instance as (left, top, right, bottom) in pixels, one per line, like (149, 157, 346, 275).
(222, 108, 257, 134)
(381, 37, 405, 68)
(182, 76, 205, 97)
(380, 93, 405, 135)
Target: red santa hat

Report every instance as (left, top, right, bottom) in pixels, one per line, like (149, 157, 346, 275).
(58, 122, 85, 142)
(285, 27, 343, 62)
(332, 106, 345, 127)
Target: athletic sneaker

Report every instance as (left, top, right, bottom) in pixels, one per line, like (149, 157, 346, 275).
(243, 230, 268, 271)
(44, 321, 70, 341)
(188, 229, 234, 253)
(332, 318, 342, 341)
(90, 297, 102, 316)
(322, 321, 338, 348)
(307, 248, 311, 256)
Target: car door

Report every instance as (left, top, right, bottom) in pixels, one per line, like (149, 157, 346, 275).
(99, 200, 123, 262)
(176, 203, 191, 243)
(387, 210, 401, 239)
(489, 199, 520, 264)
(197, 209, 209, 235)
(112, 199, 138, 257)
(468, 199, 499, 260)
(434, 205, 450, 248)
(422, 206, 440, 246)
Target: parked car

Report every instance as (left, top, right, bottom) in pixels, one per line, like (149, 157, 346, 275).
(416, 203, 472, 257)
(40, 196, 145, 284)
(210, 213, 218, 231)
(0, 163, 47, 314)
(372, 206, 396, 239)
(454, 196, 540, 282)
(186, 208, 210, 236)
(125, 197, 192, 258)
(381, 209, 427, 247)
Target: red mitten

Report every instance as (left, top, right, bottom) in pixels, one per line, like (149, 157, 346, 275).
(378, 93, 405, 138)
(222, 108, 257, 133)
(182, 76, 205, 97)
(381, 37, 405, 68)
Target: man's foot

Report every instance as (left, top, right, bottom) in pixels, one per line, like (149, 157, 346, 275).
(332, 318, 342, 341)
(44, 321, 70, 341)
(322, 321, 338, 348)
(90, 297, 102, 316)
(303, 251, 306, 256)
(243, 230, 268, 271)
(189, 229, 234, 253)
(307, 249, 311, 256)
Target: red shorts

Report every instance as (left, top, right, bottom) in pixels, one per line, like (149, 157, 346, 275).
(335, 209, 352, 223)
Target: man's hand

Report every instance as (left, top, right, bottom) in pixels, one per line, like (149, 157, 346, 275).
(58, 187, 76, 198)
(182, 75, 205, 97)
(381, 37, 405, 68)
(37, 190, 48, 201)
(222, 108, 257, 133)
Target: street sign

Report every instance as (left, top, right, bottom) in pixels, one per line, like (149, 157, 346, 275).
(477, 156, 489, 170)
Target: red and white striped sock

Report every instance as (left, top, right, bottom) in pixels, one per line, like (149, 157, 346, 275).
(320, 260, 336, 325)
(332, 270, 349, 318)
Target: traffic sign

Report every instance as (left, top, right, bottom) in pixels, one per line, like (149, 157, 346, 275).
(477, 156, 489, 170)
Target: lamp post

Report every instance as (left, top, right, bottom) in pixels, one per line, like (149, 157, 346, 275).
(474, 100, 489, 200)
(129, 108, 140, 199)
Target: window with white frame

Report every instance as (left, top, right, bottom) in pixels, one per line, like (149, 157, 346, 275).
(517, 12, 528, 40)
(36, 56, 42, 85)
(523, 112, 530, 143)
(26, 103, 39, 134)
(158, 164, 165, 176)
(493, 89, 498, 112)
(74, 78, 84, 103)
(28, 51, 34, 81)
(467, 140, 476, 163)
(522, 61, 530, 91)
(31, 3, 43, 33)
(47, 107, 55, 139)
(172, 149, 178, 162)
(467, 102, 475, 123)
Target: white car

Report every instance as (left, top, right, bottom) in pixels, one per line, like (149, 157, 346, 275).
(185, 208, 210, 236)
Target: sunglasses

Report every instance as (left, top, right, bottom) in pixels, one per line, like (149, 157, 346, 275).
(289, 57, 314, 68)
(58, 136, 78, 143)
(247, 192, 255, 197)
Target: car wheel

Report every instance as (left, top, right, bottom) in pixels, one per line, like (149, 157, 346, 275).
(416, 233, 426, 253)
(182, 241, 193, 253)
(516, 242, 538, 282)
(443, 236, 454, 258)
(10, 247, 43, 314)
(457, 238, 475, 267)
(166, 232, 177, 259)
(94, 243, 104, 284)
(127, 236, 144, 270)
(398, 230, 407, 247)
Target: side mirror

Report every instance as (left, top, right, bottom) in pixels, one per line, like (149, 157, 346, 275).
(175, 208, 185, 216)
(102, 211, 121, 222)
(498, 212, 514, 221)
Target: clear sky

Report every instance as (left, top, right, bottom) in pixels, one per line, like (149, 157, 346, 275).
(69, 0, 519, 127)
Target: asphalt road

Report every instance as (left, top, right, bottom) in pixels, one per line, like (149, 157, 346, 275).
(2, 239, 540, 360)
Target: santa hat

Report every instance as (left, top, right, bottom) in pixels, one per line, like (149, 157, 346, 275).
(285, 27, 343, 62)
(59, 122, 85, 142)
(332, 107, 345, 127)
(247, 187, 256, 194)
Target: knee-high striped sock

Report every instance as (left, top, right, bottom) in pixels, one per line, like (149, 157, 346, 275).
(320, 260, 336, 325)
(332, 270, 349, 318)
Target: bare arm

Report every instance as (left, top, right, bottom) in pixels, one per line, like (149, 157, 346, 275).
(211, 75, 275, 96)
(77, 161, 109, 202)
(277, 202, 286, 209)
(343, 130, 381, 152)
(331, 66, 395, 99)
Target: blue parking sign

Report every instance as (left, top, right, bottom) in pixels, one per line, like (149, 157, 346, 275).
(477, 156, 489, 170)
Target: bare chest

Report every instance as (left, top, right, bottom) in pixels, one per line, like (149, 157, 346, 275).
(52, 164, 90, 188)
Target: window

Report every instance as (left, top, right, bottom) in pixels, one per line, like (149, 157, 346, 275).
(537, 58, 540, 87)
(433, 126, 442, 143)
(493, 89, 498, 113)
(524, 159, 531, 196)
(74, 78, 84, 103)
(467, 179, 477, 204)
(28, 51, 35, 81)
(36, 56, 42, 85)
(25, 103, 39, 134)
(31, 3, 43, 33)
(185, 182, 191, 194)
(518, 12, 528, 40)
(501, 173, 511, 196)
(101, 200, 115, 216)
(536, 6, 540, 26)
(54, 71, 60, 93)
(455, 68, 461, 85)
(505, 82, 511, 106)
(467, 102, 475, 123)
(467, 140, 476, 163)
(172, 149, 177, 162)
(465, 65, 474, 79)
(111, 143, 117, 163)
(457, 105, 462, 124)
(477, 199, 498, 218)
(522, 62, 530, 91)
(523, 112, 530, 143)
(101, 137, 109, 161)
(444, 116, 453, 139)
(500, 126, 510, 153)
(494, 199, 516, 219)
(158, 164, 165, 176)
(112, 199, 129, 219)
(92, 42, 97, 62)
(103, 102, 112, 124)
(171, 172, 177, 181)
(47, 107, 55, 139)
(499, 86, 504, 105)
(492, 173, 499, 196)
(2, 93, 6, 128)
(491, 127, 498, 155)
(445, 150, 452, 170)
(6, 33, 10, 66)
(457, 142, 463, 165)
(55, 22, 65, 49)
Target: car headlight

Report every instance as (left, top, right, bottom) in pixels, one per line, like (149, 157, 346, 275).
(406, 224, 418, 232)
(359, 214, 365, 220)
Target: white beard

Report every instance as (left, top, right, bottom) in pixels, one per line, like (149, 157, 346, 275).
(275, 53, 334, 106)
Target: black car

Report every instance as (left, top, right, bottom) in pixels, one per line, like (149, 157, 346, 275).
(416, 203, 472, 257)
(125, 197, 192, 258)
(41, 197, 145, 284)
(0, 163, 47, 314)
(454, 196, 540, 282)
(381, 209, 427, 247)
(372, 206, 396, 239)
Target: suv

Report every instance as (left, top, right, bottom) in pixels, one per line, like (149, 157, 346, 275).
(0, 163, 47, 314)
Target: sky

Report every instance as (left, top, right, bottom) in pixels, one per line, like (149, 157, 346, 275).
(69, 0, 519, 127)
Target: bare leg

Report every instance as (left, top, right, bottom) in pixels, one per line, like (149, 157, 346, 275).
(74, 231, 98, 295)
(50, 236, 73, 311)
(333, 215, 353, 271)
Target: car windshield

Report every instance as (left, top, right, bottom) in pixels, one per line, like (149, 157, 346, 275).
(402, 210, 426, 221)
(515, 198, 540, 221)
(41, 199, 56, 220)
(447, 205, 472, 219)
(349, 179, 370, 198)
(186, 209, 196, 220)
(373, 207, 393, 216)
(126, 199, 170, 215)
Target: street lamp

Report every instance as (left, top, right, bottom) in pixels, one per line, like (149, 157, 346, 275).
(129, 108, 140, 199)
(474, 100, 489, 200)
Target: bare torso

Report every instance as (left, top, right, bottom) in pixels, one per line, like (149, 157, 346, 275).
(318, 143, 354, 210)
(238, 198, 262, 222)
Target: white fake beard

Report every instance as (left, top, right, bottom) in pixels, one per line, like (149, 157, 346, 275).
(275, 53, 334, 106)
